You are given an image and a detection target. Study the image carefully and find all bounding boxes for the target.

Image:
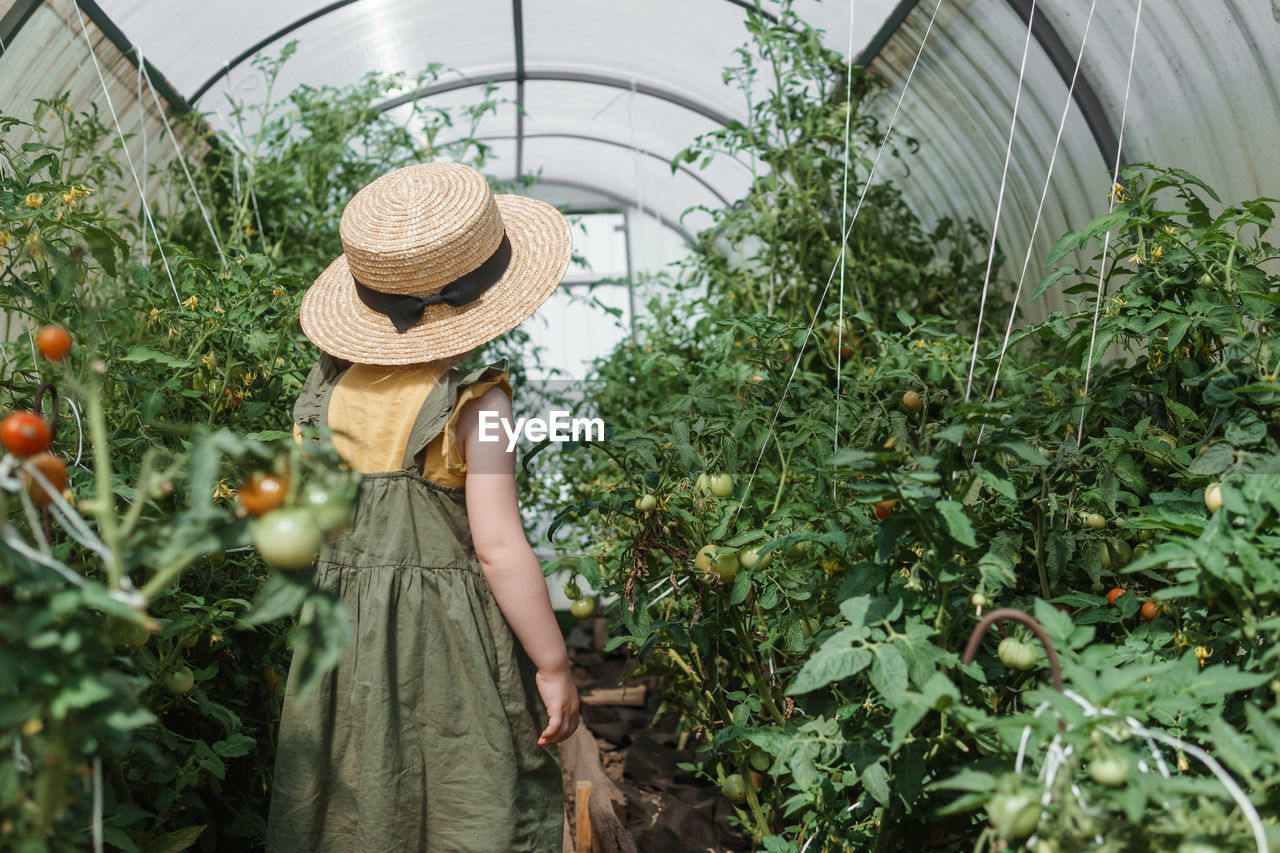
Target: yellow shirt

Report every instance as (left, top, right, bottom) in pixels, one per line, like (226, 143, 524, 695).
(300, 361, 512, 487)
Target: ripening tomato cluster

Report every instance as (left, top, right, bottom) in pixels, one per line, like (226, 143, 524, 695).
(240, 472, 354, 570)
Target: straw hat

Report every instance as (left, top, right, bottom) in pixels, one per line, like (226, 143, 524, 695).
(300, 162, 572, 365)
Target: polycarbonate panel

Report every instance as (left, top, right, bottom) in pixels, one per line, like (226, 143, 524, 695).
(779, 0, 910, 56)
(191, 0, 513, 131)
(866, 0, 1114, 326)
(864, 0, 1280, 325)
(519, 80, 753, 205)
(0, 1, 181, 217)
(518, 136, 722, 240)
(93, 0, 346, 96)
(521, 0, 757, 127)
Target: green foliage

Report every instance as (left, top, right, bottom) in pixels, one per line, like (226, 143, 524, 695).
(0, 47, 497, 852)
(530, 4, 1280, 851)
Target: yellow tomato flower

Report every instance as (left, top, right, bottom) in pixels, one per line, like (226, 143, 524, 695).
(25, 193, 43, 209)
(1194, 645, 1213, 666)
(182, 295, 198, 309)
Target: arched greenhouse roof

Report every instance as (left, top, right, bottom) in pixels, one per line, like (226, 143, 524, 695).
(2, 0, 1278, 321)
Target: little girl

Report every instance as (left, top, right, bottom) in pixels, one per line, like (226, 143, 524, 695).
(265, 162, 580, 852)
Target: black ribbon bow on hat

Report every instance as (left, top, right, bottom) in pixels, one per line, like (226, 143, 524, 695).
(353, 234, 512, 332)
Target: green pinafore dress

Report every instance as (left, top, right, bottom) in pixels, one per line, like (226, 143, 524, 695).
(265, 354, 563, 852)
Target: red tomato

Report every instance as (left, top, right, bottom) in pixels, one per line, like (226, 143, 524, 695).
(874, 499, 895, 520)
(902, 390, 923, 411)
(1141, 601, 1161, 621)
(1, 412, 52, 457)
(1107, 588, 1126, 606)
(35, 326, 73, 362)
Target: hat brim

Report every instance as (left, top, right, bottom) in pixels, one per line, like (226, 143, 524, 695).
(299, 194, 572, 365)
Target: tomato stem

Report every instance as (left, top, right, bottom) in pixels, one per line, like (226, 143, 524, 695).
(87, 378, 123, 591)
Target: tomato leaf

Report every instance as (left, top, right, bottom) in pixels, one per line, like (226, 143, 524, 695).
(934, 500, 977, 547)
(789, 640, 871, 694)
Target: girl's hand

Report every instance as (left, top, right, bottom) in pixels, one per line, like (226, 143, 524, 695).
(534, 666, 580, 746)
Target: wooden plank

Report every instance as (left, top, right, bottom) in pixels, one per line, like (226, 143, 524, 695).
(579, 685, 647, 707)
(559, 723, 639, 853)
(575, 780, 592, 853)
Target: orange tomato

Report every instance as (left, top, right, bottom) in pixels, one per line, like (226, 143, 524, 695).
(35, 326, 73, 362)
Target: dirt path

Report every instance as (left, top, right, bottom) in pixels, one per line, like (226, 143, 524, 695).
(561, 617, 752, 853)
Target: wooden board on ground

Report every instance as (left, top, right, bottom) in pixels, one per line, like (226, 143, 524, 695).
(580, 685, 647, 707)
(559, 722, 638, 853)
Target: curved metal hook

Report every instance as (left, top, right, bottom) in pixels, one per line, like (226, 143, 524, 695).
(961, 607, 1065, 693)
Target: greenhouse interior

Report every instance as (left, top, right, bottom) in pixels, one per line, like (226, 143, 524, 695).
(1, 0, 1279, 850)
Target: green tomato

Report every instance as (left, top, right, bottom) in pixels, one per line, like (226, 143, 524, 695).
(708, 550, 739, 583)
(695, 473, 711, 496)
(563, 581, 582, 601)
(709, 473, 735, 498)
(1131, 542, 1152, 560)
(694, 543, 718, 571)
(1088, 754, 1129, 786)
(570, 598, 595, 620)
(163, 666, 195, 695)
(1083, 512, 1106, 530)
(739, 545, 772, 571)
(987, 791, 1041, 840)
(1105, 538, 1132, 570)
(107, 616, 150, 649)
(635, 494, 657, 512)
(1204, 483, 1223, 513)
(721, 773, 747, 804)
(301, 483, 355, 535)
(971, 592, 988, 608)
(749, 751, 771, 772)
(178, 631, 201, 649)
(253, 508, 323, 571)
(997, 637, 1038, 671)
(784, 537, 811, 559)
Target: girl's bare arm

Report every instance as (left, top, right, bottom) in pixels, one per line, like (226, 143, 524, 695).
(459, 385, 579, 746)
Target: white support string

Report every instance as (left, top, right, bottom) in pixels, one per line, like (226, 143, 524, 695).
(983, 1, 1097, 407)
(731, 0, 945, 530)
(136, 55, 147, 265)
(139, 63, 227, 271)
(69, 0, 181, 305)
(1077, 0, 1143, 447)
(963, 0, 1037, 402)
(833, 0, 857, 458)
